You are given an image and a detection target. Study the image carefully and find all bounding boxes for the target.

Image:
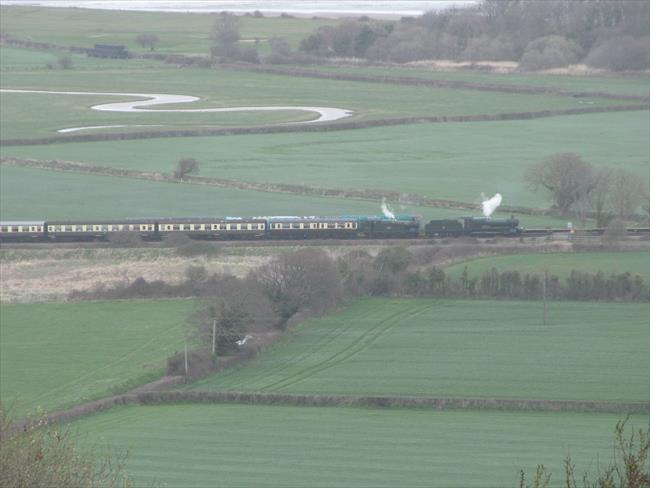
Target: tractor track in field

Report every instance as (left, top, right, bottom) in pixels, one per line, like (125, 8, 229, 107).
(225, 307, 380, 390)
(259, 302, 435, 392)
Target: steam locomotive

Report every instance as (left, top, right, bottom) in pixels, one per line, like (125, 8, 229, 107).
(0, 215, 521, 242)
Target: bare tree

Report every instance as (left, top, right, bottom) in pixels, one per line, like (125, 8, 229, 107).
(256, 249, 343, 327)
(173, 157, 199, 180)
(589, 168, 613, 227)
(188, 275, 274, 355)
(525, 153, 595, 215)
(609, 169, 648, 219)
(57, 54, 73, 69)
(135, 33, 159, 51)
(210, 13, 241, 61)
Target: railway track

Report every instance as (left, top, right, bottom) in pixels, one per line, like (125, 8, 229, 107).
(1, 228, 648, 249)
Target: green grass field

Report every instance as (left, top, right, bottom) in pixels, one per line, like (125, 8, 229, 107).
(445, 251, 650, 283)
(69, 404, 646, 487)
(298, 64, 650, 97)
(2, 59, 631, 140)
(0, 165, 570, 227)
(5, 109, 646, 211)
(0, 6, 339, 55)
(189, 299, 650, 402)
(0, 299, 189, 417)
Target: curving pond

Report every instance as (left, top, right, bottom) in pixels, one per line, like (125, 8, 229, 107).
(0, 89, 354, 133)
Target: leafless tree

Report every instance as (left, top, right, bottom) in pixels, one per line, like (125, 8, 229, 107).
(256, 249, 343, 327)
(525, 153, 595, 215)
(173, 157, 199, 180)
(188, 275, 275, 354)
(609, 168, 648, 219)
(589, 168, 613, 227)
(135, 33, 159, 51)
(210, 13, 241, 60)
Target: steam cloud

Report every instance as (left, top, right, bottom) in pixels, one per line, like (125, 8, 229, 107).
(481, 193, 503, 218)
(381, 198, 396, 220)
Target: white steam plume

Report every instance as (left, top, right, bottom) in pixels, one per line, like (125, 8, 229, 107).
(481, 193, 502, 218)
(381, 198, 396, 220)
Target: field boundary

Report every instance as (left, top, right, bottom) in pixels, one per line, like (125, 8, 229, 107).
(12, 389, 649, 432)
(224, 64, 650, 102)
(2, 104, 647, 146)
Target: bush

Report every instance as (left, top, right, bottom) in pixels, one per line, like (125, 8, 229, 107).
(585, 36, 650, 71)
(108, 231, 142, 248)
(519, 36, 583, 71)
(57, 54, 72, 69)
(175, 240, 222, 257)
(166, 348, 216, 379)
(173, 157, 199, 180)
(0, 405, 133, 488)
(602, 218, 627, 246)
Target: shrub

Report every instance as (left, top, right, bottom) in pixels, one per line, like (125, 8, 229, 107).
(519, 36, 583, 71)
(175, 240, 222, 257)
(0, 405, 133, 488)
(57, 54, 72, 69)
(173, 157, 199, 180)
(166, 348, 216, 379)
(585, 36, 650, 71)
(108, 231, 142, 248)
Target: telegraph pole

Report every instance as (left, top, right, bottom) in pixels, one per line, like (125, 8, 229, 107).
(543, 267, 548, 326)
(212, 319, 217, 355)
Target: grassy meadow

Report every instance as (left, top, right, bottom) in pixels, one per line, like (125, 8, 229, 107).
(1, 7, 649, 487)
(3, 110, 648, 211)
(69, 404, 645, 488)
(2, 59, 633, 140)
(0, 165, 570, 227)
(0, 6, 338, 55)
(0, 299, 189, 417)
(445, 251, 650, 283)
(190, 298, 650, 402)
(298, 64, 650, 97)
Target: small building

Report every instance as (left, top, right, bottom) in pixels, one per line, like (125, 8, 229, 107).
(88, 44, 130, 59)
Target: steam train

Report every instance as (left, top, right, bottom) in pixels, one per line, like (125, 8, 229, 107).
(0, 215, 521, 242)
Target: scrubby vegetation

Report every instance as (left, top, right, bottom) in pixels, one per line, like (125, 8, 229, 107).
(297, 1, 649, 71)
(0, 405, 133, 488)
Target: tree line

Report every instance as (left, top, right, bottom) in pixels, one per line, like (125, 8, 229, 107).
(205, 1, 649, 71)
(297, 0, 649, 70)
(525, 152, 649, 225)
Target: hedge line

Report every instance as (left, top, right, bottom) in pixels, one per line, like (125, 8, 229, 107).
(226, 64, 650, 102)
(2, 104, 647, 147)
(13, 389, 648, 432)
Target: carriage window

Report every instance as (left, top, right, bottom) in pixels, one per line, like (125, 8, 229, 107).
(1, 227, 7, 232)
(258, 224, 265, 230)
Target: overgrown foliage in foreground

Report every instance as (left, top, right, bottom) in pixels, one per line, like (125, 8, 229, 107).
(519, 418, 649, 488)
(0, 405, 133, 488)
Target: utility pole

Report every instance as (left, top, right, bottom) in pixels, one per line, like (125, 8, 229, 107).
(184, 343, 189, 376)
(212, 319, 217, 355)
(543, 268, 548, 326)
